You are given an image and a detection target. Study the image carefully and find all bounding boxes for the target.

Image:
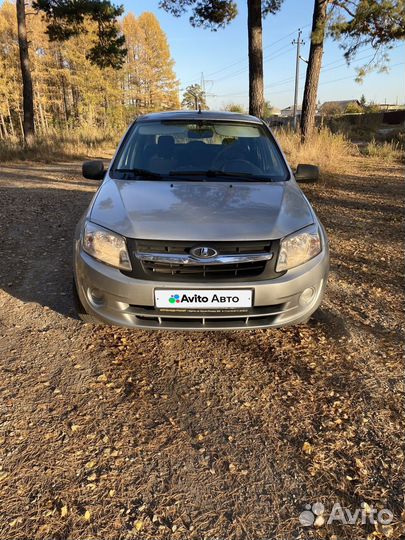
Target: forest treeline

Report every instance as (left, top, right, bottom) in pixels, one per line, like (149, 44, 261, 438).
(0, 2, 179, 140)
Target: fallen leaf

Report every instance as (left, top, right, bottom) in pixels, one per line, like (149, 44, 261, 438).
(61, 506, 68, 518)
(109, 489, 115, 497)
(375, 523, 394, 538)
(71, 425, 80, 432)
(314, 515, 325, 528)
(134, 520, 144, 531)
(97, 374, 107, 382)
(302, 441, 313, 455)
(84, 510, 91, 521)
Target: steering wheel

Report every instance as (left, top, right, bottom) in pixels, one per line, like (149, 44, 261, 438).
(212, 144, 242, 170)
(221, 158, 264, 176)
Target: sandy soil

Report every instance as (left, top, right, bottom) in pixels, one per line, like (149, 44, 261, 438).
(0, 157, 403, 540)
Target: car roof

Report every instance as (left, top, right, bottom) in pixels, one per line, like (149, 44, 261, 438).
(136, 110, 263, 124)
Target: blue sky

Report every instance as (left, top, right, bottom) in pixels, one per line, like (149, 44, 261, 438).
(124, 0, 405, 110)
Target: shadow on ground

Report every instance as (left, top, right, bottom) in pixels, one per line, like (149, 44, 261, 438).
(0, 185, 95, 317)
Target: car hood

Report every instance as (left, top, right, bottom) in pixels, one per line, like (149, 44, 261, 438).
(90, 178, 314, 241)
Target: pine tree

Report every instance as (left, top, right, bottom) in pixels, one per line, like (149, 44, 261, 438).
(32, 0, 127, 68)
(182, 84, 208, 110)
(13, 0, 127, 144)
(300, 0, 329, 142)
(16, 0, 34, 144)
(300, 0, 404, 142)
(159, 0, 284, 117)
(331, 0, 404, 63)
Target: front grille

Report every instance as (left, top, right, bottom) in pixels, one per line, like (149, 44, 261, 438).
(124, 239, 283, 282)
(126, 303, 288, 329)
(141, 260, 266, 278)
(136, 240, 272, 255)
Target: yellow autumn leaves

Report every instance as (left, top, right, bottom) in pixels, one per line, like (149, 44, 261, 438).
(0, 3, 180, 140)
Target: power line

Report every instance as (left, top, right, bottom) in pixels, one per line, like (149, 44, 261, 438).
(266, 60, 405, 96)
(212, 43, 292, 84)
(213, 48, 403, 98)
(265, 48, 378, 91)
(204, 26, 307, 79)
(265, 43, 402, 92)
(180, 24, 311, 88)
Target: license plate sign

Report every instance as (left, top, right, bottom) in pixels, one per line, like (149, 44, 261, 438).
(154, 289, 253, 309)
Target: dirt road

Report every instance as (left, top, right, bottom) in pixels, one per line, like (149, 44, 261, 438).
(0, 157, 403, 540)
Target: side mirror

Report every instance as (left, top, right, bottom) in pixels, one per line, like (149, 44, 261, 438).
(82, 160, 105, 180)
(295, 164, 320, 183)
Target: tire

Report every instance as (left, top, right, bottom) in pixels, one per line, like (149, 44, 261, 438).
(72, 278, 102, 324)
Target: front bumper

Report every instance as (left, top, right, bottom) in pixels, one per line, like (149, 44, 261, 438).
(73, 240, 329, 330)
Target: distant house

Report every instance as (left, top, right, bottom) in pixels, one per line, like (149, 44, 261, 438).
(269, 107, 281, 116)
(318, 100, 361, 115)
(280, 105, 302, 117)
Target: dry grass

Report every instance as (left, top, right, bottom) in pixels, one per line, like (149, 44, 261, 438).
(3, 125, 402, 174)
(364, 139, 404, 162)
(0, 127, 118, 163)
(276, 127, 359, 175)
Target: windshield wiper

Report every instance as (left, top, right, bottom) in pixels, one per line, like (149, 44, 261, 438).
(115, 168, 163, 179)
(169, 170, 273, 181)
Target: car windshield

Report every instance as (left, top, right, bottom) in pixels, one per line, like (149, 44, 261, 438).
(111, 120, 289, 181)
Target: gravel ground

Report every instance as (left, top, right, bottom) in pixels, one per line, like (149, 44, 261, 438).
(0, 156, 403, 540)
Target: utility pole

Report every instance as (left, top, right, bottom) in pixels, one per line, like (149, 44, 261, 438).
(292, 29, 305, 130)
(201, 72, 206, 95)
(200, 72, 215, 109)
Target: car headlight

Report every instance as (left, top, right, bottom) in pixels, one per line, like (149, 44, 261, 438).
(276, 224, 322, 272)
(82, 222, 132, 271)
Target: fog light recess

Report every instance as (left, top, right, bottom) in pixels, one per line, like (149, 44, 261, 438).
(87, 287, 105, 307)
(299, 287, 316, 306)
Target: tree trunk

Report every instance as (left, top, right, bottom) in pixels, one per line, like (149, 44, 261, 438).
(16, 0, 35, 145)
(18, 112, 24, 138)
(0, 113, 6, 139)
(6, 99, 15, 138)
(58, 48, 70, 125)
(247, 0, 264, 118)
(36, 91, 46, 133)
(300, 0, 329, 142)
